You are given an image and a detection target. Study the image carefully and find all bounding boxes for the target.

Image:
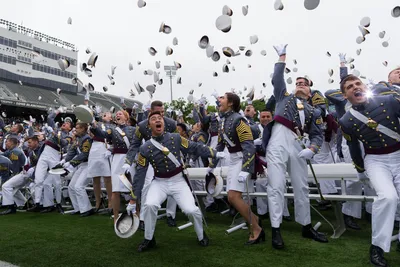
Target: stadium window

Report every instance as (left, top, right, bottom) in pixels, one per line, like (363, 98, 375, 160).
(4, 38, 8, 46)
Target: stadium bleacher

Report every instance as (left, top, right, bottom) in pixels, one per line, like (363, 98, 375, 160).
(0, 80, 142, 112)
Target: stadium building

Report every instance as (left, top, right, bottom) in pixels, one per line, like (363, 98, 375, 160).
(0, 19, 140, 123)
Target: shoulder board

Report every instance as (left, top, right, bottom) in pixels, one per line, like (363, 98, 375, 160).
(236, 119, 253, 143)
(135, 126, 141, 138)
(312, 92, 326, 106)
(198, 135, 206, 143)
(82, 139, 91, 153)
(10, 152, 19, 161)
(138, 153, 146, 167)
(181, 136, 189, 148)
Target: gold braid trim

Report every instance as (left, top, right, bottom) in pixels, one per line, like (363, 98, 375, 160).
(236, 120, 253, 143)
(135, 127, 141, 138)
(181, 137, 189, 148)
(242, 154, 255, 168)
(137, 153, 146, 167)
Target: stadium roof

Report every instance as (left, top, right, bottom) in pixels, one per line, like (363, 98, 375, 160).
(0, 80, 141, 112)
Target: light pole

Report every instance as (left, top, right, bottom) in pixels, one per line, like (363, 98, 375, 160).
(164, 65, 177, 103)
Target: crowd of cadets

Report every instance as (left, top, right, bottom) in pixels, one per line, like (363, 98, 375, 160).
(0, 50, 400, 266)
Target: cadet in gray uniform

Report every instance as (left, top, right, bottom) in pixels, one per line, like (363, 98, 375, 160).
(91, 110, 135, 222)
(133, 111, 218, 252)
(2, 137, 26, 179)
(371, 66, 400, 96)
(263, 44, 327, 250)
(339, 74, 400, 267)
(29, 109, 72, 212)
(125, 100, 178, 227)
(1, 135, 41, 215)
(88, 111, 113, 212)
(213, 92, 264, 245)
(64, 122, 93, 217)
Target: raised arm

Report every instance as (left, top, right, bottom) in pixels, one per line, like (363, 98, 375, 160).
(272, 44, 288, 102)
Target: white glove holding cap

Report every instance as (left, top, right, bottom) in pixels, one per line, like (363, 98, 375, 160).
(126, 203, 136, 215)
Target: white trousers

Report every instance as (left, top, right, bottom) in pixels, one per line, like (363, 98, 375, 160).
(68, 163, 92, 213)
(340, 138, 375, 217)
(365, 150, 400, 252)
(2, 173, 29, 207)
(140, 165, 177, 220)
(266, 123, 311, 228)
(34, 146, 61, 207)
(144, 174, 203, 240)
(255, 171, 290, 217)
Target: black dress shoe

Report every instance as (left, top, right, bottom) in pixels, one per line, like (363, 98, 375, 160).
(27, 204, 42, 212)
(199, 232, 209, 247)
(40, 207, 55, 213)
(396, 241, 400, 252)
(166, 216, 176, 227)
(0, 205, 16, 215)
(56, 204, 64, 214)
(69, 211, 80, 215)
(245, 228, 265, 245)
(271, 227, 284, 249)
(205, 202, 219, 213)
(302, 224, 328, 243)
(139, 220, 145, 231)
(344, 214, 361, 230)
(283, 215, 292, 222)
(80, 209, 94, 217)
(369, 245, 387, 267)
(137, 238, 156, 252)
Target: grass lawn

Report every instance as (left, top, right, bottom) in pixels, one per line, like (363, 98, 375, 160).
(0, 205, 399, 267)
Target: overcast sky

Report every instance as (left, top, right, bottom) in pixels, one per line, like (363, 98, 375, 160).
(1, 0, 400, 105)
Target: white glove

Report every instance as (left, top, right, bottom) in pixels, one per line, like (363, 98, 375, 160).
(206, 167, 214, 174)
(63, 162, 75, 173)
(339, 53, 346, 64)
(298, 148, 315, 160)
(357, 172, 369, 184)
(58, 159, 66, 165)
(238, 171, 250, 183)
(46, 126, 54, 134)
(104, 150, 112, 159)
(189, 159, 196, 168)
(95, 106, 102, 114)
(120, 97, 125, 104)
(126, 202, 136, 215)
(122, 163, 131, 174)
(132, 103, 139, 110)
(211, 90, 219, 99)
(57, 106, 67, 113)
(29, 116, 36, 123)
(27, 167, 35, 178)
(254, 138, 262, 146)
(273, 44, 288, 56)
(216, 152, 226, 159)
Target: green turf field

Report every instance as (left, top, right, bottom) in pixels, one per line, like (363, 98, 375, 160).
(0, 206, 399, 267)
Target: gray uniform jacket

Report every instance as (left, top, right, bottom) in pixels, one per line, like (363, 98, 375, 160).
(125, 117, 176, 165)
(215, 110, 255, 174)
(133, 132, 216, 199)
(65, 134, 92, 167)
(339, 95, 400, 173)
(262, 62, 323, 152)
(91, 124, 135, 154)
